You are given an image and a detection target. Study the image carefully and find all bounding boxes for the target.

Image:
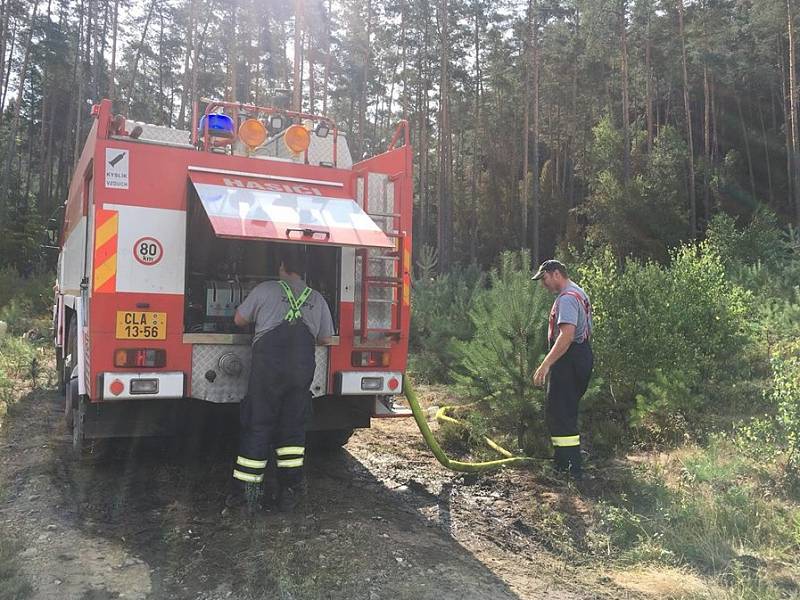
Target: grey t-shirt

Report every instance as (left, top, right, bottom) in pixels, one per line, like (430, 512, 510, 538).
(553, 282, 592, 343)
(237, 278, 335, 344)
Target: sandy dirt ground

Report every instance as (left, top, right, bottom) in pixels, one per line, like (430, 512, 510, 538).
(0, 385, 638, 600)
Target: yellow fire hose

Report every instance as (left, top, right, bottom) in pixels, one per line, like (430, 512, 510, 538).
(403, 378, 536, 472)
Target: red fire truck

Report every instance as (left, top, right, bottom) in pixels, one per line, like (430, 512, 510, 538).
(54, 98, 413, 451)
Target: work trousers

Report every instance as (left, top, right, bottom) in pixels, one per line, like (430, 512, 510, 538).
(545, 341, 593, 476)
(233, 322, 316, 488)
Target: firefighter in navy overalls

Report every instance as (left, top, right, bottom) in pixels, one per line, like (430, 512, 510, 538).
(229, 245, 335, 513)
(532, 260, 593, 479)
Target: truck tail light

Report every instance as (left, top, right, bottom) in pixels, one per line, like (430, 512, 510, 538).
(130, 379, 159, 394)
(351, 351, 390, 367)
(361, 377, 384, 391)
(109, 379, 125, 396)
(114, 348, 166, 368)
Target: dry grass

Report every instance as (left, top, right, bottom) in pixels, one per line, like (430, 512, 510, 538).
(608, 566, 724, 599)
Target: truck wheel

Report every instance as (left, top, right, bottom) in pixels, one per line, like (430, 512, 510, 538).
(64, 319, 78, 429)
(72, 393, 86, 454)
(307, 429, 354, 452)
(65, 377, 78, 431)
(56, 352, 65, 394)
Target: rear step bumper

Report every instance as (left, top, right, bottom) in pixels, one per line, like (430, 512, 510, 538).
(99, 371, 185, 400)
(336, 371, 403, 395)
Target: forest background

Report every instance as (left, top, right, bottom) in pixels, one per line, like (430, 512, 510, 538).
(1, 1, 800, 597)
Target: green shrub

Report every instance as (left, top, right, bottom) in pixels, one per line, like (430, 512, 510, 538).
(577, 241, 752, 443)
(705, 210, 788, 275)
(0, 267, 54, 336)
(0, 337, 38, 381)
(408, 264, 484, 383)
(734, 339, 800, 494)
(451, 250, 551, 453)
(0, 369, 12, 411)
(771, 348, 800, 479)
(0, 337, 43, 407)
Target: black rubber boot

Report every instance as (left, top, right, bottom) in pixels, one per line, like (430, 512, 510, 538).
(225, 481, 263, 516)
(567, 446, 583, 480)
(277, 484, 306, 512)
(553, 447, 571, 473)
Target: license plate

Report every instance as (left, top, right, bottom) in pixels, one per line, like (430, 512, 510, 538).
(115, 311, 167, 340)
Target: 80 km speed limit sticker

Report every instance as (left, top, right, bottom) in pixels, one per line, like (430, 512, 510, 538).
(133, 237, 164, 265)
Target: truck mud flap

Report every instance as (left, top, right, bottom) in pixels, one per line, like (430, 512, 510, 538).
(308, 396, 372, 431)
(82, 400, 182, 439)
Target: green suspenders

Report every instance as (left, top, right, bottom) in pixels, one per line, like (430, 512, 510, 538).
(279, 280, 312, 323)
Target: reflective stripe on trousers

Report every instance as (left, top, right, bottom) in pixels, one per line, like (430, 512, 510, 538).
(235, 320, 316, 487)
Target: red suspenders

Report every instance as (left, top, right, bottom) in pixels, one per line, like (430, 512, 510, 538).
(548, 290, 592, 344)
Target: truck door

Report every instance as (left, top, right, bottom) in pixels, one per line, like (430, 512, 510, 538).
(351, 125, 413, 356)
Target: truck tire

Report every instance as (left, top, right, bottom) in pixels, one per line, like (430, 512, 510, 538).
(65, 377, 78, 431)
(307, 428, 354, 452)
(72, 393, 87, 454)
(56, 351, 65, 394)
(64, 319, 78, 429)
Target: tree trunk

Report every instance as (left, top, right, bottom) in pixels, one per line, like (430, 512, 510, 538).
(73, 0, 85, 171)
(85, 0, 93, 101)
(97, 0, 108, 102)
(322, 0, 332, 115)
(227, 0, 238, 101)
(177, 0, 195, 128)
(531, 0, 540, 264)
(736, 94, 757, 206)
(758, 97, 775, 206)
(620, 0, 630, 183)
(711, 73, 719, 166)
(308, 30, 315, 113)
(384, 61, 396, 132)
(109, 0, 118, 101)
(418, 3, 431, 251)
(0, 23, 15, 113)
(126, 0, 156, 115)
(158, 5, 165, 123)
(781, 37, 794, 207)
(703, 66, 711, 221)
(191, 9, 211, 123)
(43, 83, 58, 211)
(470, 0, 481, 263)
(292, 0, 303, 111)
(788, 0, 800, 224)
(522, 0, 532, 249)
(357, 0, 373, 158)
(0, 0, 8, 112)
(645, 0, 653, 152)
(568, 3, 580, 211)
(437, 0, 451, 272)
(400, 2, 408, 119)
(677, 0, 697, 237)
(0, 0, 38, 221)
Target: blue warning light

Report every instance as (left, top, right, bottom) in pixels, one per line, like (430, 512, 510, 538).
(198, 113, 235, 138)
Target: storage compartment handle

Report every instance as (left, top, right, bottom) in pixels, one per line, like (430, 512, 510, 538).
(286, 228, 331, 242)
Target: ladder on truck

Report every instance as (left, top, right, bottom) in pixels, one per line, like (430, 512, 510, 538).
(355, 172, 407, 343)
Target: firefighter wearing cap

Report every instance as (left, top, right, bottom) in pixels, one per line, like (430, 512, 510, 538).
(229, 246, 335, 513)
(532, 260, 593, 479)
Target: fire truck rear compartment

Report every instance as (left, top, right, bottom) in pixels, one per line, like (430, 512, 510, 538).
(184, 194, 342, 335)
(180, 190, 375, 432)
